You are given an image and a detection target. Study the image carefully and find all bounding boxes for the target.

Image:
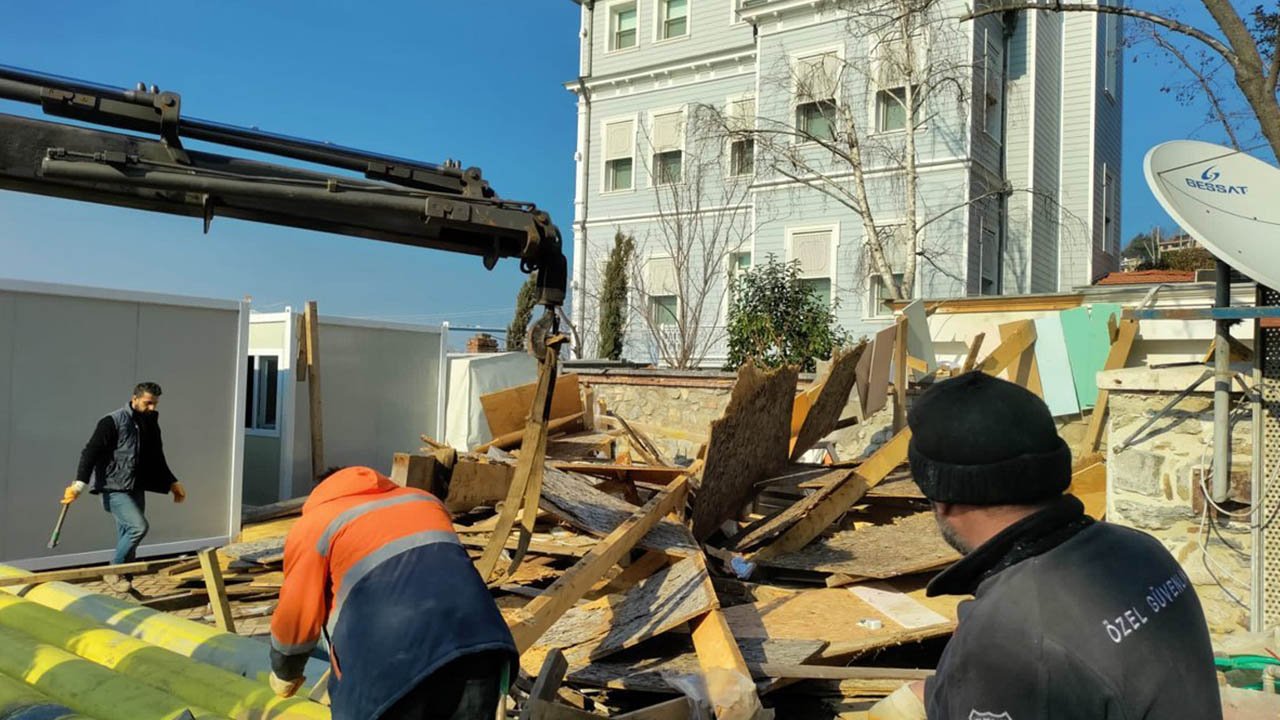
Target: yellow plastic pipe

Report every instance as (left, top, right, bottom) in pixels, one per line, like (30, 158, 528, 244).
(0, 671, 89, 720)
(0, 624, 226, 720)
(0, 593, 329, 720)
(0, 565, 328, 686)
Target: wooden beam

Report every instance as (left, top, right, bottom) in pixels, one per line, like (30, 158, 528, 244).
(198, 548, 236, 633)
(304, 300, 324, 482)
(1081, 317, 1139, 454)
(588, 550, 671, 599)
(521, 699, 599, 720)
(0, 558, 184, 587)
(976, 321, 1038, 377)
(751, 430, 908, 563)
(241, 496, 308, 525)
(389, 452, 442, 494)
(887, 294, 1084, 315)
(519, 650, 570, 720)
(690, 606, 761, 720)
(750, 664, 932, 682)
(960, 332, 986, 373)
(613, 698, 694, 720)
(892, 315, 908, 432)
(475, 413, 585, 453)
(507, 475, 690, 653)
(998, 320, 1043, 397)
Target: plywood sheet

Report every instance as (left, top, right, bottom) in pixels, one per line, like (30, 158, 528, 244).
(902, 300, 937, 377)
(566, 637, 826, 693)
(692, 361, 797, 540)
(729, 469, 857, 552)
(757, 511, 959, 578)
(538, 462, 699, 554)
(1059, 303, 1123, 410)
(1031, 315, 1080, 416)
(791, 343, 868, 461)
(862, 324, 897, 419)
(480, 373, 582, 439)
(1069, 462, 1107, 520)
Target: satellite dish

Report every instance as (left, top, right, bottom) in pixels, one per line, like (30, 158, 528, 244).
(1144, 140, 1280, 290)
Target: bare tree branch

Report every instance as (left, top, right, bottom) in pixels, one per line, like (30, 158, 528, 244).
(1147, 29, 1242, 150)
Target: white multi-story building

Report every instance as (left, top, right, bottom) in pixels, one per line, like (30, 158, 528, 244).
(567, 0, 1122, 365)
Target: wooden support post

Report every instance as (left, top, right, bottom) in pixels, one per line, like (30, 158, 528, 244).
(304, 300, 324, 483)
(197, 548, 235, 633)
(960, 332, 986, 373)
(892, 315, 908, 432)
(476, 343, 559, 583)
(519, 649, 570, 720)
(1081, 317, 1139, 454)
(507, 475, 690, 653)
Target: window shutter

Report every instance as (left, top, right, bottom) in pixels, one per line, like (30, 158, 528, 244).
(647, 256, 678, 295)
(605, 120, 634, 162)
(651, 111, 684, 153)
(796, 53, 840, 102)
(790, 230, 832, 278)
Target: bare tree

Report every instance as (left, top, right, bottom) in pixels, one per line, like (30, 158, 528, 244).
(627, 105, 754, 368)
(965, 2, 1280, 161)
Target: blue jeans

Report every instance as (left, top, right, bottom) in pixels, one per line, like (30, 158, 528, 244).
(103, 490, 149, 566)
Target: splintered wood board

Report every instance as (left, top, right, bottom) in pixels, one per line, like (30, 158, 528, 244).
(729, 468, 858, 552)
(481, 373, 583, 438)
(219, 537, 286, 565)
(757, 511, 959, 578)
(566, 636, 826, 693)
(791, 343, 868, 462)
(692, 360, 797, 540)
(552, 463, 688, 486)
(864, 476, 924, 500)
(721, 579, 960, 660)
(523, 556, 715, 675)
(236, 514, 299, 544)
(862, 324, 897, 419)
(537, 461, 699, 554)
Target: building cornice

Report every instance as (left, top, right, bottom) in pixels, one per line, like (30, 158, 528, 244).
(565, 47, 757, 95)
(738, 0, 840, 24)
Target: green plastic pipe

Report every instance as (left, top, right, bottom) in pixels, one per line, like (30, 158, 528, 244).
(0, 624, 225, 720)
(0, 672, 89, 720)
(0, 593, 329, 720)
(0, 565, 328, 687)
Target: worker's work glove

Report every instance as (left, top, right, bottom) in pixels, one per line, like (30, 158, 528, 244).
(868, 683, 927, 720)
(171, 482, 187, 504)
(61, 484, 82, 505)
(268, 672, 304, 698)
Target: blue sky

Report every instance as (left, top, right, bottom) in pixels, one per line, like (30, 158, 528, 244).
(0, 2, 1261, 329)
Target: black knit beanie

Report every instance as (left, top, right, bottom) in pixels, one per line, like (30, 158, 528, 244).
(907, 371, 1071, 505)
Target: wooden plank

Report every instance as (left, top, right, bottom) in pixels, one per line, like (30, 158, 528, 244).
(389, 452, 445, 494)
(752, 431, 909, 564)
(581, 385, 596, 432)
(445, 457, 515, 513)
(691, 606, 761, 720)
(862, 324, 897, 419)
(751, 664, 931, 682)
(508, 475, 691, 652)
(757, 512, 959, 578)
(1069, 462, 1107, 520)
(590, 550, 672, 598)
(241, 495, 308, 524)
(158, 557, 201, 577)
(791, 343, 868, 461)
(550, 463, 687, 486)
(519, 650, 569, 720)
(481, 373, 582, 439)
(476, 412, 586, 452)
(522, 699, 600, 720)
(0, 558, 183, 587)
(609, 412, 668, 467)
(1081, 318, 1139, 454)
(198, 547, 236, 633)
(476, 347, 558, 583)
(613, 697, 694, 720)
(693, 360, 797, 540)
(960, 332, 985, 373)
(976, 321, 1037, 377)
(998, 320, 1042, 397)
(887, 294, 1084, 315)
(567, 637, 825, 693)
(536, 462, 699, 554)
(727, 468, 857, 552)
(304, 300, 324, 483)
(892, 316, 908, 432)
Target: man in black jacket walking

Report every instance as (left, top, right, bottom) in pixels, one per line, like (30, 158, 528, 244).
(62, 382, 187, 592)
(869, 372, 1222, 720)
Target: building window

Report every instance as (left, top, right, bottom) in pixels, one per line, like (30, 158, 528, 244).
(788, 227, 835, 305)
(983, 30, 1004, 140)
(794, 52, 841, 142)
(611, 3, 637, 51)
(727, 96, 756, 175)
(876, 87, 910, 133)
(868, 274, 905, 317)
(650, 295, 679, 326)
(651, 111, 684, 185)
(604, 119, 634, 192)
(659, 0, 687, 40)
(245, 354, 280, 431)
(802, 278, 833, 306)
(730, 138, 754, 176)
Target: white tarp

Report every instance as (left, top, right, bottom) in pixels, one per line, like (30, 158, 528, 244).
(444, 352, 538, 451)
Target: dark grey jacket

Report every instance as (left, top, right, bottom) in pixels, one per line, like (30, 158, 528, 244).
(76, 406, 179, 494)
(926, 496, 1222, 720)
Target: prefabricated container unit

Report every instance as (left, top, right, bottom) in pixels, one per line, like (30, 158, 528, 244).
(0, 278, 249, 570)
(242, 311, 448, 504)
(444, 352, 539, 451)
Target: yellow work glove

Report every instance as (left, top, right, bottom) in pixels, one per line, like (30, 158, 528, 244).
(61, 484, 81, 505)
(268, 672, 304, 698)
(869, 683, 927, 720)
(171, 482, 187, 504)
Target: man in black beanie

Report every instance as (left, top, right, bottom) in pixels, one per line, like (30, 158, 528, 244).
(869, 371, 1222, 720)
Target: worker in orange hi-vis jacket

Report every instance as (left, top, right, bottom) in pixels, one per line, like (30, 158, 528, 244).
(268, 466, 517, 720)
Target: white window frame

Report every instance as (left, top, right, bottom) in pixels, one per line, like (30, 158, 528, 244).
(600, 114, 638, 194)
(724, 93, 756, 178)
(785, 223, 839, 306)
(645, 253, 680, 327)
(245, 350, 283, 437)
(869, 28, 926, 136)
(647, 106, 687, 186)
(655, 0, 690, 43)
(607, 0, 639, 54)
(790, 46, 845, 145)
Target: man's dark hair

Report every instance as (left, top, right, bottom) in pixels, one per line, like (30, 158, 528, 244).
(133, 382, 163, 398)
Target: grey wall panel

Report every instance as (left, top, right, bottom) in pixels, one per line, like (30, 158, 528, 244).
(243, 435, 282, 506)
(0, 294, 13, 560)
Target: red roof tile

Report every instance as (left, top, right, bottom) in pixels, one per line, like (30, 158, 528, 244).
(1094, 270, 1197, 286)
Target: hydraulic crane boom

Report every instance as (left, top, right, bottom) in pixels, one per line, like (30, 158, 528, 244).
(0, 64, 567, 319)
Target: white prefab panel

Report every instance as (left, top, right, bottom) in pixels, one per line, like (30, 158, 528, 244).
(651, 111, 684, 153)
(249, 320, 286, 350)
(791, 230, 832, 278)
(605, 120, 635, 161)
(135, 304, 240, 548)
(444, 353, 539, 451)
(647, 256, 678, 295)
(1, 289, 241, 568)
(290, 320, 443, 495)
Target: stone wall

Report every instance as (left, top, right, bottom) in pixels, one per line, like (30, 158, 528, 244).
(1108, 391, 1254, 638)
